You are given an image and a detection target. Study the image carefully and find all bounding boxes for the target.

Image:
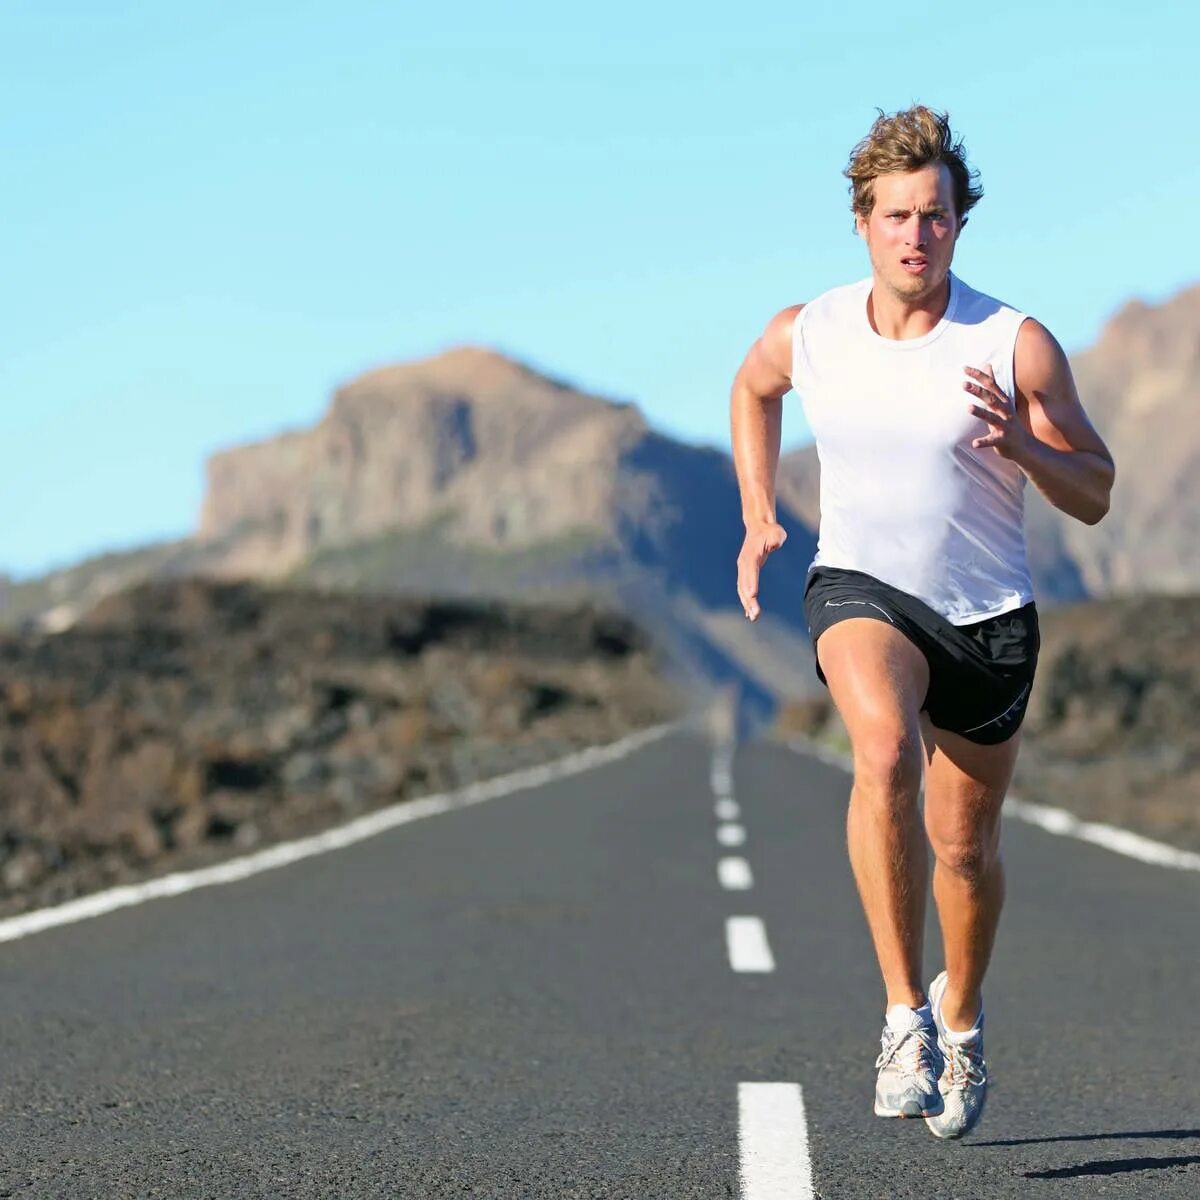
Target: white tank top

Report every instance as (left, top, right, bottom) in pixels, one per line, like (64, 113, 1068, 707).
(791, 272, 1034, 624)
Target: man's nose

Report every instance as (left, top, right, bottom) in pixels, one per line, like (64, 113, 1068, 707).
(907, 216, 928, 246)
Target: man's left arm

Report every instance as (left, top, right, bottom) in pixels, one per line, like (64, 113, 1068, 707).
(964, 318, 1115, 525)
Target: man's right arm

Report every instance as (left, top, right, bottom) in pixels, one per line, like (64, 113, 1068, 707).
(731, 304, 803, 621)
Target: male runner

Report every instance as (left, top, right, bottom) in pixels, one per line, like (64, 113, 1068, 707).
(729, 106, 1114, 1138)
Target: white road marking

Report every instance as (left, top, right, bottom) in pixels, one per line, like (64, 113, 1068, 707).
(710, 744, 734, 794)
(715, 798, 741, 821)
(717, 822, 747, 847)
(785, 737, 1200, 873)
(726, 916, 774, 972)
(1005, 796, 1200, 872)
(738, 1082, 814, 1199)
(718, 856, 754, 890)
(0, 723, 677, 946)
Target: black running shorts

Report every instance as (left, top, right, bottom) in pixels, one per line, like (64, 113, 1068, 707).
(802, 566, 1040, 745)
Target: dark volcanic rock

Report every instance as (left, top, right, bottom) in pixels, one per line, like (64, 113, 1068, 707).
(1015, 592, 1200, 849)
(0, 580, 678, 915)
(771, 592, 1200, 851)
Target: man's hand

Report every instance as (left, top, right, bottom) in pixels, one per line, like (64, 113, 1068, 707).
(736, 521, 788, 621)
(964, 364, 1032, 463)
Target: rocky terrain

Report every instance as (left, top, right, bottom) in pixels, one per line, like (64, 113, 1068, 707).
(0, 579, 678, 916)
(774, 592, 1200, 851)
(5, 284, 1198, 710)
(2, 283, 1197, 853)
(0, 347, 822, 722)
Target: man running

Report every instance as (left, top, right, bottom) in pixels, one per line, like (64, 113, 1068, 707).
(729, 106, 1114, 1139)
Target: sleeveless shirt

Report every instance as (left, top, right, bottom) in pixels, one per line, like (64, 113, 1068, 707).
(791, 271, 1034, 625)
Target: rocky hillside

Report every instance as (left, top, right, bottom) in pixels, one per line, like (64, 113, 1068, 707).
(0, 579, 678, 915)
(778, 283, 1200, 604)
(1014, 592, 1200, 848)
(1, 347, 822, 721)
(774, 592, 1200, 850)
(198, 348, 648, 576)
(1025, 284, 1200, 597)
(4, 283, 1196, 717)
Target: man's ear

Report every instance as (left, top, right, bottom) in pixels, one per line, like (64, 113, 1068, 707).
(854, 211, 868, 239)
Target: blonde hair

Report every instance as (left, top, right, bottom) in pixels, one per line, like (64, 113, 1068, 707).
(844, 106, 983, 224)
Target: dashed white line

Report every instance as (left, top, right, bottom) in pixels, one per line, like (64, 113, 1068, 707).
(726, 916, 775, 972)
(0, 723, 678, 946)
(717, 823, 747, 847)
(718, 856, 754, 890)
(715, 797, 741, 821)
(738, 1082, 814, 1199)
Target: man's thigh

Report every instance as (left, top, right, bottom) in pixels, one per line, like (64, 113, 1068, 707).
(816, 618, 930, 744)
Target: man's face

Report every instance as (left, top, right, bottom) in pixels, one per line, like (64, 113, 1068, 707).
(856, 163, 961, 302)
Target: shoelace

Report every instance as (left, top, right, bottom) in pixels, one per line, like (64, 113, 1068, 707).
(875, 1023, 940, 1077)
(941, 1037, 987, 1087)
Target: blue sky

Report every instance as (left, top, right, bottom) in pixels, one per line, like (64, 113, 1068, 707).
(3, 1, 1197, 577)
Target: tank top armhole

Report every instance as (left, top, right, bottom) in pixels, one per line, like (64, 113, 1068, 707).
(790, 304, 811, 395)
(1000, 311, 1030, 403)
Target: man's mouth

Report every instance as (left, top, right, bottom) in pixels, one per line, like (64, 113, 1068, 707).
(900, 257, 928, 273)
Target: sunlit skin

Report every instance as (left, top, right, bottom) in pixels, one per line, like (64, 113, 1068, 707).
(855, 162, 962, 340)
(730, 149, 1115, 1036)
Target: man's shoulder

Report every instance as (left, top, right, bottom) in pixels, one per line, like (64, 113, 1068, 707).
(951, 274, 1026, 322)
(799, 276, 871, 325)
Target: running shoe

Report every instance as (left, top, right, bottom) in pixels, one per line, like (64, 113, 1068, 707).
(873, 1004, 944, 1118)
(926, 970, 988, 1139)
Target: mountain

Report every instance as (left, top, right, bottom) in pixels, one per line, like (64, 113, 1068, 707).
(778, 283, 1200, 603)
(3, 347, 821, 722)
(7, 281, 1196, 715)
(1027, 285, 1200, 597)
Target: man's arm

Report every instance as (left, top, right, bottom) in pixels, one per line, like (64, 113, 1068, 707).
(731, 304, 803, 620)
(965, 318, 1115, 525)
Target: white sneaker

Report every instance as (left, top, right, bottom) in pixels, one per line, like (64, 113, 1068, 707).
(873, 1004, 944, 1118)
(926, 970, 988, 1139)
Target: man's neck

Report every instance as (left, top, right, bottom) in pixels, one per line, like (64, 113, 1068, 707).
(867, 275, 952, 340)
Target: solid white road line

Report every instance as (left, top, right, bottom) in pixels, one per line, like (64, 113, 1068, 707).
(738, 1082, 814, 1199)
(717, 823, 747, 847)
(0, 723, 678, 946)
(726, 916, 775, 972)
(715, 798, 741, 821)
(1005, 796, 1200, 872)
(785, 737, 1200, 874)
(718, 857, 754, 890)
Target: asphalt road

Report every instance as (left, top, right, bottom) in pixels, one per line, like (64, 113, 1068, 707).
(0, 729, 1197, 1198)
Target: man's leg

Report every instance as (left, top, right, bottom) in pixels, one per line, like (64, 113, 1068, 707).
(919, 719, 1020, 1031)
(816, 618, 930, 1009)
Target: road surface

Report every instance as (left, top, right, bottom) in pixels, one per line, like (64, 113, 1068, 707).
(0, 730, 1196, 1197)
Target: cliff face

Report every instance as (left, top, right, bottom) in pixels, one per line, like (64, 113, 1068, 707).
(778, 282, 1200, 604)
(198, 347, 649, 577)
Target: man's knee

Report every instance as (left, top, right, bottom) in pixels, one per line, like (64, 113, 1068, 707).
(928, 828, 1000, 885)
(851, 726, 924, 802)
